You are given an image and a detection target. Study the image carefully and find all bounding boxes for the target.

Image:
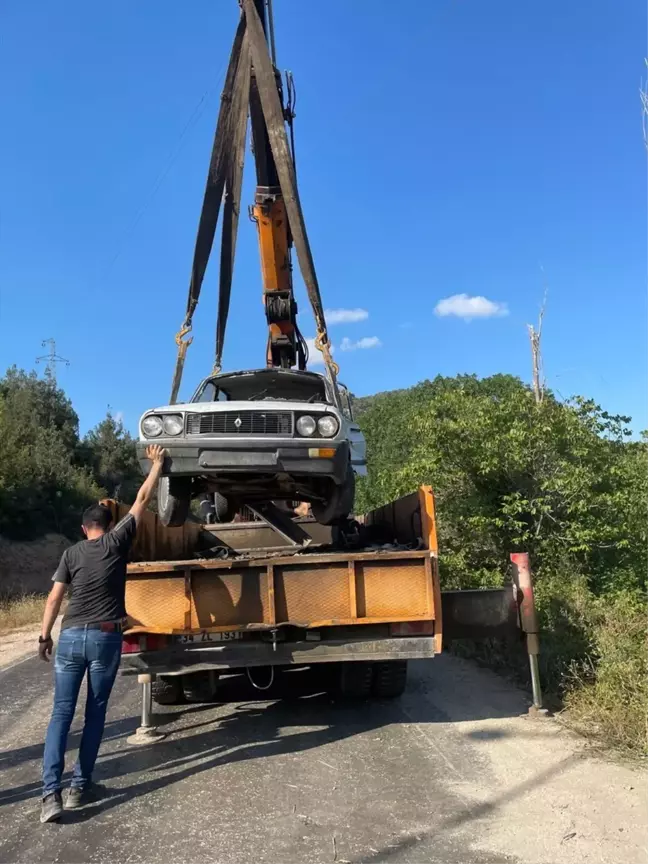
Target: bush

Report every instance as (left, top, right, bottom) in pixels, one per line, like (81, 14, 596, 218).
(355, 374, 648, 753)
(564, 591, 647, 754)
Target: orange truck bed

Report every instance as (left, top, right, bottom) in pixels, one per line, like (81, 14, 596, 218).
(111, 488, 443, 678)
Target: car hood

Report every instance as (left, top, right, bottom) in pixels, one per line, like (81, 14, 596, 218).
(143, 400, 336, 416)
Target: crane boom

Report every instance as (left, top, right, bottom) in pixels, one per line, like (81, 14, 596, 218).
(169, 0, 336, 404)
(249, 0, 303, 370)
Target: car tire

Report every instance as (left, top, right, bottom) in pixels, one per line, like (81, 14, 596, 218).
(158, 476, 191, 527)
(151, 675, 184, 706)
(371, 661, 408, 698)
(311, 465, 355, 526)
(213, 491, 236, 523)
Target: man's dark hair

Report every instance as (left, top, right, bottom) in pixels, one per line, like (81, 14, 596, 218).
(82, 503, 113, 532)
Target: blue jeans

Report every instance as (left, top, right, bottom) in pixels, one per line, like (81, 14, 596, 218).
(42, 627, 122, 796)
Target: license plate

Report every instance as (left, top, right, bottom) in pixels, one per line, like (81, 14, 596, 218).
(199, 451, 277, 467)
(174, 631, 244, 644)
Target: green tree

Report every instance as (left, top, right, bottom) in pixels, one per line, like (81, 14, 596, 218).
(356, 374, 647, 594)
(80, 412, 141, 503)
(0, 368, 102, 539)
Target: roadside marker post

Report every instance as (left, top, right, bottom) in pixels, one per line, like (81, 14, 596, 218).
(510, 552, 549, 717)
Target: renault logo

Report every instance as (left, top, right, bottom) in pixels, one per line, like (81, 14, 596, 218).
(234, 416, 242, 428)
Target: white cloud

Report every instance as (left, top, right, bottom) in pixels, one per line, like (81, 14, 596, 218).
(305, 337, 334, 365)
(113, 410, 124, 425)
(434, 293, 509, 321)
(325, 308, 369, 325)
(340, 336, 382, 352)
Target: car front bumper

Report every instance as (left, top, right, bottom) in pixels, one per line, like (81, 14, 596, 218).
(136, 438, 350, 484)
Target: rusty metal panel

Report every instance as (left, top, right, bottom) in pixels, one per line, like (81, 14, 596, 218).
(126, 576, 188, 631)
(274, 562, 350, 624)
(362, 491, 420, 544)
(203, 519, 332, 551)
(191, 568, 268, 628)
(103, 500, 203, 562)
(125, 549, 437, 633)
(441, 587, 520, 643)
(361, 486, 437, 551)
(357, 559, 431, 619)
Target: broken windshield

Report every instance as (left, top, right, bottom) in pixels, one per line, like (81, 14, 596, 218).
(193, 370, 329, 404)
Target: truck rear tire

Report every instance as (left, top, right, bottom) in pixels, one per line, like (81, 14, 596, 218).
(337, 661, 373, 698)
(182, 671, 219, 703)
(371, 660, 408, 698)
(158, 476, 191, 527)
(312, 465, 355, 526)
(151, 675, 184, 706)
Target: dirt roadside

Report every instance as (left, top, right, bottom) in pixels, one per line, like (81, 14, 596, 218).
(0, 620, 62, 670)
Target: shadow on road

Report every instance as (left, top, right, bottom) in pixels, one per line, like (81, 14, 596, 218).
(0, 659, 531, 815)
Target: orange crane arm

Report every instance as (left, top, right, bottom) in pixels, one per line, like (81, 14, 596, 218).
(248, 0, 304, 370)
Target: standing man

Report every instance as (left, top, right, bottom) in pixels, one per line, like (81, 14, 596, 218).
(38, 444, 166, 823)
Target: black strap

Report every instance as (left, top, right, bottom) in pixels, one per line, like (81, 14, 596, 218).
(169, 15, 247, 403)
(215, 32, 251, 373)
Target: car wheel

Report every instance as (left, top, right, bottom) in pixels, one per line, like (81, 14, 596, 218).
(158, 476, 191, 527)
(213, 491, 236, 523)
(311, 464, 355, 526)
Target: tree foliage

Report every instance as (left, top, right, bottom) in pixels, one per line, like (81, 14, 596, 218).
(79, 412, 141, 503)
(355, 374, 647, 595)
(0, 368, 141, 540)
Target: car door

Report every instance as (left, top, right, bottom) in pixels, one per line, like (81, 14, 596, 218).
(338, 384, 367, 476)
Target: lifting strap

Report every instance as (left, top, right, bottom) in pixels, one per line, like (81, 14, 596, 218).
(242, 0, 338, 385)
(170, 2, 338, 401)
(214, 33, 250, 374)
(169, 16, 247, 403)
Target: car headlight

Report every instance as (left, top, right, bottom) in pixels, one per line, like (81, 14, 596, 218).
(141, 415, 163, 437)
(317, 415, 339, 438)
(296, 415, 317, 437)
(163, 414, 184, 436)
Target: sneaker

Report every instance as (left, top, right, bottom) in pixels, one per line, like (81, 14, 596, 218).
(40, 792, 63, 823)
(64, 787, 85, 810)
(65, 784, 103, 810)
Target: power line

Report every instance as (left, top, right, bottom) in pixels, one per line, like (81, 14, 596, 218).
(98, 68, 229, 283)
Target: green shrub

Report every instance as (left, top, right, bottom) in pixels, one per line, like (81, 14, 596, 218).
(564, 591, 647, 755)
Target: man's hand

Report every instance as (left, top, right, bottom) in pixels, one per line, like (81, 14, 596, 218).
(38, 637, 54, 662)
(146, 444, 166, 465)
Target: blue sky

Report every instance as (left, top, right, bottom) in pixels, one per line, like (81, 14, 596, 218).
(0, 0, 645, 434)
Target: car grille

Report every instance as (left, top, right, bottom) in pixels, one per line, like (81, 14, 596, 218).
(186, 411, 293, 437)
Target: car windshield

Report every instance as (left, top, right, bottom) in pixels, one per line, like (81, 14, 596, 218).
(193, 369, 329, 404)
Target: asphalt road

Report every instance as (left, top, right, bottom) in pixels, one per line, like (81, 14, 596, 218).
(0, 651, 645, 864)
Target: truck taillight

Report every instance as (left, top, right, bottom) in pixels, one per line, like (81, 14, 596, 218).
(390, 620, 434, 636)
(122, 634, 169, 653)
(122, 634, 143, 654)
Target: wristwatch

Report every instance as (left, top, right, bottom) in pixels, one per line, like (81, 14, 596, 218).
(38, 635, 52, 643)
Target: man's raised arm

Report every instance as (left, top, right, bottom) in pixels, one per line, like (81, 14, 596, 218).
(129, 444, 167, 524)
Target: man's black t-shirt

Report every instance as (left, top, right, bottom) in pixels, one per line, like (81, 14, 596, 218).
(53, 515, 137, 630)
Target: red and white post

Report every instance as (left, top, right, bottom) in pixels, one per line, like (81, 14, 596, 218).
(510, 552, 546, 715)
